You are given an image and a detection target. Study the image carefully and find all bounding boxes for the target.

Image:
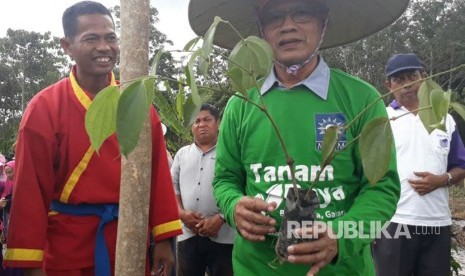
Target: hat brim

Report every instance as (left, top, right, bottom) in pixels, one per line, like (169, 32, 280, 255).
(188, 0, 410, 50)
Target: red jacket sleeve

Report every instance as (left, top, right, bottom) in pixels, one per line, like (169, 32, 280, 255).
(148, 107, 182, 241)
(4, 92, 58, 268)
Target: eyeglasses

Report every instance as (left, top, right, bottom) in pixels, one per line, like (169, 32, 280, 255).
(260, 7, 329, 30)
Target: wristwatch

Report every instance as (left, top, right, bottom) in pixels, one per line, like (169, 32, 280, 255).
(446, 172, 453, 187)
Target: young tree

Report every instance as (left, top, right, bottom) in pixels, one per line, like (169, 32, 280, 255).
(115, 0, 152, 275)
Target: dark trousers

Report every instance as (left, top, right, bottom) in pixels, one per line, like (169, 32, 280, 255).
(372, 222, 451, 276)
(177, 236, 233, 276)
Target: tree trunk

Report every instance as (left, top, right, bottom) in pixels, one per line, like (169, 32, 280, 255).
(115, 0, 151, 275)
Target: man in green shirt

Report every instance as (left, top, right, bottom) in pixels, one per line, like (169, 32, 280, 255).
(188, 0, 407, 275)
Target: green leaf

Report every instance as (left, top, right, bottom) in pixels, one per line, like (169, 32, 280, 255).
(244, 36, 273, 77)
(183, 36, 201, 52)
(320, 126, 338, 167)
(196, 15, 219, 76)
(176, 84, 185, 121)
(198, 55, 209, 77)
(85, 86, 120, 152)
(202, 16, 221, 59)
(149, 50, 165, 77)
(227, 36, 273, 93)
(186, 49, 202, 107)
(226, 67, 247, 95)
(359, 117, 393, 185)
(451, 102, 465, 122)
(430, 89, 450, 131)
(152, 81, 192, 141)
(418, 78, 444, 133)
(143, 78, 155, 108)
(116, 79, 151, 157)
(183, 94, 202, 128)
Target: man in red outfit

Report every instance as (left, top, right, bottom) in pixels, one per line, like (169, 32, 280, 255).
(3, 2, 182, 276)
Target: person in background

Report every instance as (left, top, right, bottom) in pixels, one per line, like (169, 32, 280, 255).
(0, 154, 6, 185)
(3, 1, 182, 275)
(1, 161, 15, 244)
(188, 0, 407, 274)
(0, 161, 23, 276)
(171, 104, 235, 276)
(372, 53, 465, 276)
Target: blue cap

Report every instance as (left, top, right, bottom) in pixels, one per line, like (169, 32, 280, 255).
(385, 54, 424, 77)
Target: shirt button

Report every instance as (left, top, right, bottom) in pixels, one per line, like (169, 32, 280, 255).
(196, 198, 199, 201)
(200, 168, 203, 170)
(198, 182, 201, 185)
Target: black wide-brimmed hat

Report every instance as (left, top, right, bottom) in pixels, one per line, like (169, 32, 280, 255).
(188, 0, 410, 49)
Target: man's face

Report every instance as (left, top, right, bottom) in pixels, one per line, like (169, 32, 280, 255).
(260, 0, 327, 66)
(192, 110, 219, 145)
(61, 14, 119, 78)
(386, 70, 424, 108)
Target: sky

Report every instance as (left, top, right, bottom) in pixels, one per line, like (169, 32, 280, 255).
(0, 0, 196, 49)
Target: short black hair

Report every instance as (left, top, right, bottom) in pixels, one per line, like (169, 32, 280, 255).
(62, 1, 114, 39)
(201, 103, 220, 121)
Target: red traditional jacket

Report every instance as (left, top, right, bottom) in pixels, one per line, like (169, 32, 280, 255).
(4, 67, 182, 270)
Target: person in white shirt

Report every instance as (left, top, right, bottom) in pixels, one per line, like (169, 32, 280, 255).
(171, 104, 235, 276)
(372, 53, 465, 276)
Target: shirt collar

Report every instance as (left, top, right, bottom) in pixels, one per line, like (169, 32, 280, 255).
(389, 99, 402, 110)
(260, 56, 330, 100)
(194, 143, 216, 154)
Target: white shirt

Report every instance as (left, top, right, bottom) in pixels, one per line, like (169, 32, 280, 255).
(171, 143, 235, 243)
(387, 103, 457, 226)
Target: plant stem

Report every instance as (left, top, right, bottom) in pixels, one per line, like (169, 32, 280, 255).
(390, 105, 433, 120)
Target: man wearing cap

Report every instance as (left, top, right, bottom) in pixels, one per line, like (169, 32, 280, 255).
(372, 53, 465, 276)
(189, 0, 407, 275)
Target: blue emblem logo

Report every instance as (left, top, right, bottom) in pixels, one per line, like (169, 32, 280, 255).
(439, 138, 448, 148)
(315, 113, 346, 150)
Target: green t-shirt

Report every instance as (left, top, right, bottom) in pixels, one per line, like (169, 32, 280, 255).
(213, 68, 400, 275)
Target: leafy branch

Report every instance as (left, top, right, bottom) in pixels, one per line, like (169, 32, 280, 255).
(84, 17, 465, 201)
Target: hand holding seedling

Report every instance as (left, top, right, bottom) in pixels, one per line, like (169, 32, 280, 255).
(286, 224, 338, 276)
(234, 196, 277, 241)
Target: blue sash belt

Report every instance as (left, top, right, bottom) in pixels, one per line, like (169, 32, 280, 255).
(50, 200, 119, 276)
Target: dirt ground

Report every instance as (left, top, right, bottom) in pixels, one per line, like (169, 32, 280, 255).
(450, 184, 465, 275)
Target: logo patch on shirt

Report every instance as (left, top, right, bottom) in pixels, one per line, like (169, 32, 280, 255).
(439, 138, 448, 148)
(315, 113, 346, 151)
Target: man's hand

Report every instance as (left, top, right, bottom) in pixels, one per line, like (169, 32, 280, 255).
(151, 239, 175, 276)
(409, 171, 447, 195)
(23, 268, 47, 276)
(287, 223, 338, 276)
(196, 214, 223, 237)
(179, 210, 203, 234)
(234, 196, 277, 241)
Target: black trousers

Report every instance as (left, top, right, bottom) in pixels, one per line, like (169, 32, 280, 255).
(372, 222, 451, 276)
(177, 236, 233, 276)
